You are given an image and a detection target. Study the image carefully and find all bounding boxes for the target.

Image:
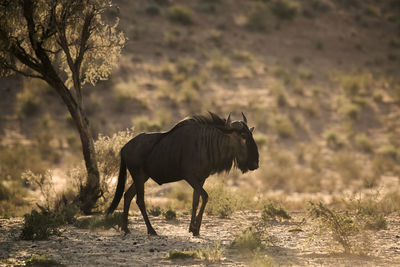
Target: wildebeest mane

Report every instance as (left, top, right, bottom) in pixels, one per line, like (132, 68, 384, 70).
(166, 112, 227, 134)
(147, 112, 238, 182)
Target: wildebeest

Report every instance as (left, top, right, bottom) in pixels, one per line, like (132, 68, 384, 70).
(107, 112, 259, 236)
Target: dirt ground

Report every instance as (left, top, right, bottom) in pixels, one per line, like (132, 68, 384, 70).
(1, 211, 399, 266)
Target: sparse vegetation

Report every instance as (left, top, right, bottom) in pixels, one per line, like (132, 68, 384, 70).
(205, 181, 248, 218)
(309, 202, 360, 253)
(20, 210, 67, 240)
(167, 5, 194, 26)
(74, 213, 125, 230)
(261, 202, 291, 221)
(167, 249, 199, 260)
(271, 115, 295, 138)
(1, 0, 400, 265)
(164, 207, 177, 220)
(25, 255, 64, 267)
(231, 223, 268, 253)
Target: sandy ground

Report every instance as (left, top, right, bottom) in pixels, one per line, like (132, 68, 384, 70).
(1, 211, 399, 266)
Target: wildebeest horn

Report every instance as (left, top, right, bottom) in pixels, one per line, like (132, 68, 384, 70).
(241, 112, 247, 124)
(226, 113, 231, 127)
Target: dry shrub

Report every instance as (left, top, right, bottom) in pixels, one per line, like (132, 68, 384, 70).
(261, 202, 291, 221)
(197, 241, 225, 262)
(205, 181, 250, 218)
(309, 201, 360, 253)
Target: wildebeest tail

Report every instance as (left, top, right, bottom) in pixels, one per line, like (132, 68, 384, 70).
(106, 154, 127, 214)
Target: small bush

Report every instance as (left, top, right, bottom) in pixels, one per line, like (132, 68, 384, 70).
(205, 182, 243, 218)
(341, 103, 361, 120)
(324, 129, 345, 149)
(20, 210, 67, 240)
(309, 202, 359, 253)
(261, 202, 291, 221)
(163, 29, 182, 48)
(148, 206, 162, 217)
(354, 134, 374, 153)
(167, 5, 194, 26)
(364, 213, 387, 230)
(208, 53, 232, 77)
(231, 226, 263, 253)
(269, 0, 301, 21)
(25, 255, 64, 266)
(197, 241, 224, 262)
(164, 207, 177, 220)
(271, 115, 295, 139)
(246, 2, 272, 31)
(167, 249, 199, 260)
(74, 212, 125, 230)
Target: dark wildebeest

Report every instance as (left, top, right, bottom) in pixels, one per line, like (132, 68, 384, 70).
(107, 112, 259, 236)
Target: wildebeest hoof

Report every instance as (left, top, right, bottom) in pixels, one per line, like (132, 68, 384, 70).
(191, 229, 200, 236)
(123, 229, 130, 236)
(148, 229, 158, 236)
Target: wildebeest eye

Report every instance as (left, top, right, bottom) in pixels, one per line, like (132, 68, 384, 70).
(240, 132, 247, 138)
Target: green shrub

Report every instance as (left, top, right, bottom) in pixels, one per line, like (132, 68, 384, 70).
(354, 134, 374, 153)
(205, 182, 241, 218)
(164, 207, 177, 220)
(269, 0, 301, 21)
(341, 103, 361, 120)
(324, 129, 345, 149)
(20, 210, 67, 240)
(376, 145, 397, 160)
(246, 2, 272, 31)
(25, 255, 64, 266)
(148, 206, 162, 217)
(167, 249, 199, 259)
(208, 53, 232, 76)
(163, 29, 182, 48)
(74, 212, 125, 230)
(261, 202, 291, 221)
(89, 212, 124, 230)
(167, 5, 194, 25)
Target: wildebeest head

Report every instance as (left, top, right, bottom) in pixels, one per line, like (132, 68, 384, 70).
(225, 112, 259, 173)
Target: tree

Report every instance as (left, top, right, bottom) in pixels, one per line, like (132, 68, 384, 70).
(0, 0, 125, 213)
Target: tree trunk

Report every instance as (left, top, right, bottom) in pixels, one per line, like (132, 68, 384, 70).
(49, 79, 101, 214)
(74, 108, 102, 214)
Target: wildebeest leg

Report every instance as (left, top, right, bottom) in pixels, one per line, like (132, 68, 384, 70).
(187, 180, 208, 236)
(189, 180, 205, 234)
(132, 169, 157, 235)
(122, 183, 136, 234)
(189, 189, 200, 234)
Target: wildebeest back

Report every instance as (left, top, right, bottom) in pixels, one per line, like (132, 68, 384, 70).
(144, 124, 222, 184)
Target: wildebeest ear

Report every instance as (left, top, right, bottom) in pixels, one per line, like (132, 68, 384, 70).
(250, 127, 255, 133)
